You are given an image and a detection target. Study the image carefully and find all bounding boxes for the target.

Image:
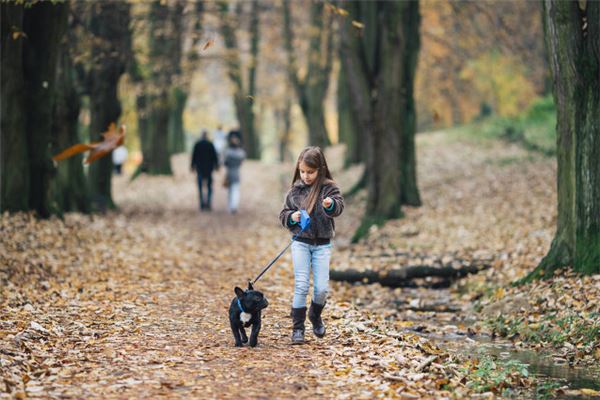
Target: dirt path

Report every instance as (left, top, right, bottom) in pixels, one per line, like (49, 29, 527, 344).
(2, 155, 460, 399)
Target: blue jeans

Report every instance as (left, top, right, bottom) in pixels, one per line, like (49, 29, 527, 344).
(196, 173, 213, 209)
(228, 181, 240, 212)
(291, 241, 332, 308)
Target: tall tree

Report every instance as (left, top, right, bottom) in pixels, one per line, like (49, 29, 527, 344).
(337, 59, 364, 166)
(526, 0, 599, 279)
(218, 0, 261, 159)
(49, 8, 90, 214)
(1, 3, 28, 212)
(166, 0, 187, 156)
(87, 2, 131, 209)
(283, 0, 333, 148)
(339, 1, 421, 241)
(1, 1, 68, 216)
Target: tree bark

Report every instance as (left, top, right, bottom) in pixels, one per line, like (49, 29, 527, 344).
(340, 1, 422, 241)
(22, 2, 68, 217)
(283, 1, 333, 148)
(166, 1, 186, 156)
(338, 60, 363, 166)
(1, 3, 28, 212)
(275, 95, 292, 163)
(219, 1, 260, 159)
(168, 86, 187, 155)
(87, 2, 131, 209)
(50, 13, 90, 214)
(331, 263, 490, 288)
(527, 0, 600, 278)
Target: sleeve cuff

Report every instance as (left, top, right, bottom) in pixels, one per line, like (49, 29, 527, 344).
(324, 202, 335, 212)
(289, 215, 298, 225)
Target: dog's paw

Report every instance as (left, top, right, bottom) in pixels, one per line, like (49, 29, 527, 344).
(241, 337, 248, 344)
(249, 340, 258, 348)
(235, 342, 243, 347)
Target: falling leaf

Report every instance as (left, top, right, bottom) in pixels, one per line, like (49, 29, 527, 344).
(12, 30, 27, 40)
(352, 21, 364, 29)
(52, 123, 126, 164)
(202, 38, 214, 51)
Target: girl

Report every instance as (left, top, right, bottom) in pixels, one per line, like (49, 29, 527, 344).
(279, 147, 344, 344)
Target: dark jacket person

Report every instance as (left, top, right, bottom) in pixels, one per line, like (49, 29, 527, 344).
(191, 131, 219, 211)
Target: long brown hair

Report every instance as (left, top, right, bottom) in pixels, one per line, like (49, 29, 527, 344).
(291, 146, 334, 214)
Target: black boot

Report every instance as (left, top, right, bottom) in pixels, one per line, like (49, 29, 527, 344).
(291, 307, 306, 344)
(308, 302, 326, 338)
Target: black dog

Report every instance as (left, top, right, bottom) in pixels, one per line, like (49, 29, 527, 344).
(229, 282, 268, 347)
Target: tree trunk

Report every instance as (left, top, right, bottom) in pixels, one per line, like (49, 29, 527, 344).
(219, 1, 260, 159)
(275, 95, 292, 163)
(1, 3, 28, 212)
(526, 1, 600, 279)
(22, 2, 68, 217)
(331, 262, 491, 288)
(340, 1, 422, 241)
(147, 93, 172, 175)
(87, 2, 130, 210)
(50, 16, 90, 214)
(166, 1, 186, 156)
(283, 1, 333, 148)
(168, 86, 187, 155)
(338, 60, 363, 166)
(139, 1, 174, 175)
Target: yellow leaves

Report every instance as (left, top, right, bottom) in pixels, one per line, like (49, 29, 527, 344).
(335, 367, 352, 376)
(494, 287, 505, 300)
(460, 51, 537, 117)
(325, 3, 349, 17)
(418, 341, 444, 356)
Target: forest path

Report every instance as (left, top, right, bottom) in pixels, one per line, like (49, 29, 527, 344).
(4, 132, 572, 399)
(2, 153, 458, 399)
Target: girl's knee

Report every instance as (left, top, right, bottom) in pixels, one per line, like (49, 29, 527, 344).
(294, 280, 310, 296)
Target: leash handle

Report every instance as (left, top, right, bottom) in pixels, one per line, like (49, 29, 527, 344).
(252, 210, 310, 285)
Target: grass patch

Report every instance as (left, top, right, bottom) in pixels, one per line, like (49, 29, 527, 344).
(450, 95, 556, 156)
(486, 313, 600, 347)
(535, 381, 562, 400)
(462, 355, 531, 395)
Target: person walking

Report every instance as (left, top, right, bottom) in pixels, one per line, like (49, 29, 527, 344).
(191, 130, 219, 211)
(213, 125, 227, 164)
(279, 146, 344, 344)
(223, 135, 246, 214)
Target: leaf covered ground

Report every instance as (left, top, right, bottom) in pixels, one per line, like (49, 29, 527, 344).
(2, 132, 599, 399)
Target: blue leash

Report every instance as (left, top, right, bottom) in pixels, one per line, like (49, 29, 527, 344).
(251, 210, 310, 285)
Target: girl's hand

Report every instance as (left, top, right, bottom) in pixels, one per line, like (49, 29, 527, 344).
(291, 211, 301, 222)
(322, 197, 333, 208)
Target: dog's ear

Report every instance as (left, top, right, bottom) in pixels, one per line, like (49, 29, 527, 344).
(247, 281, 254, 291)
(234, 287, 244, 298)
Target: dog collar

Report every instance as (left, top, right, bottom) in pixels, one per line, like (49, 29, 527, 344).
(237, 298, 246, 313)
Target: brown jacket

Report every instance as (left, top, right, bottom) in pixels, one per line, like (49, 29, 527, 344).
(279, 181, 344, 240)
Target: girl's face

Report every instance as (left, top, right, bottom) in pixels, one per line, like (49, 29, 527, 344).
(299, 161, 318, 186)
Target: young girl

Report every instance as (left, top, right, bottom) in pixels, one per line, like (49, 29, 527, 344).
(279, 146, 344, 344)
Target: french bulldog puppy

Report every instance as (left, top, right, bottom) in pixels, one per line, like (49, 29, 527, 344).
(229, 282, 268, 347)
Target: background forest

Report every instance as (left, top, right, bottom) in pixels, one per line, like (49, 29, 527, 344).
(1, 0, 599, 399)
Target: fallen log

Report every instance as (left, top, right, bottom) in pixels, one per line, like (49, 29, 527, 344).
(330, 263, 490, 288)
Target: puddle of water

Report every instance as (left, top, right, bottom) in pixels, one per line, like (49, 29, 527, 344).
(408, 328, 600, 397)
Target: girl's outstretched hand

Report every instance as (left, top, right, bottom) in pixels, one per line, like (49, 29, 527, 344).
(291, 211, 301, 222)
(322, 197, 333, 208)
